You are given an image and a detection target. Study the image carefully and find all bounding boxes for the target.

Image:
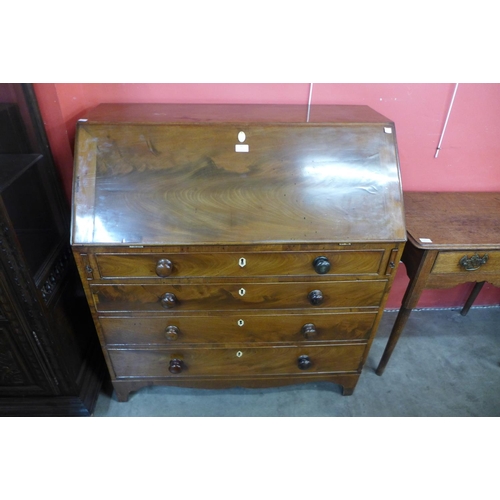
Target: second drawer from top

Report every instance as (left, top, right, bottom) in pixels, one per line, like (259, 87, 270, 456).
(90, 280, 387, 313)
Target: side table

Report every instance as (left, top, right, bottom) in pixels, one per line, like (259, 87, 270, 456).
(376, 192, 500, 375)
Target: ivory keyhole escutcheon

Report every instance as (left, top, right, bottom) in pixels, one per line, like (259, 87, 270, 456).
(235, 131, 249, 152)
(239, 288, 246, 296)
(236, 351, 243, 358)
(239, 257, 246, 268)
(237, 319, 244, 327)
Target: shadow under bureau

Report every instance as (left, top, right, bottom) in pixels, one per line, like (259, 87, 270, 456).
(71, 103, 406, 401)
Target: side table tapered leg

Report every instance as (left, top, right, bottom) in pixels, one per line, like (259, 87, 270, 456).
(376, 247, 437, 375)
(376, 307, 413, 375)
(460, 281, 485, 316)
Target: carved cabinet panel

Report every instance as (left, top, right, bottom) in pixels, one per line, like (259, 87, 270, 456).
(0, 84, 105, 416)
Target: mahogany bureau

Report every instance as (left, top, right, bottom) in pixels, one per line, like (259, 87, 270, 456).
(70, 103, 406, 401)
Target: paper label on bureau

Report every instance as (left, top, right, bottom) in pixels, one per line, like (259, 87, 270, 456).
(235, 144, 249, 152)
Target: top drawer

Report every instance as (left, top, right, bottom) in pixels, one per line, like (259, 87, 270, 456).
(94, 250, 386, 279)
(431, 250, 500, 274)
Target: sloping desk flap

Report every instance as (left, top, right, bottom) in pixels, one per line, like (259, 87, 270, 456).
(71, 104, 406, 246)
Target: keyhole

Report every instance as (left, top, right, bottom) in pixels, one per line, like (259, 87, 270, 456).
(239, 257, 246, 268)
(236, 351, 243, 358)
(237, 319, 244, 327)
(239, 288, 246, 296)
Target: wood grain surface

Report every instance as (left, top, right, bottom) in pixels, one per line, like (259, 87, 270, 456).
(83, 103, 393, 125)
(72, 104, 405, 246)
(405, 192, 500, 249)
(431, 250, 500, 274)
(71, 104, 406, 399)
(99, 311, 377, 345)
(91, 280, 387, 312)
(108, 343, 366, 378)
(94, 249, 386, 278)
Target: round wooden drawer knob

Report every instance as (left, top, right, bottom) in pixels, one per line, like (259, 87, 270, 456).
(161, 292, 177, 308)
(169, 358, 183, 374)
(301, 323, 317, 339)
(313, 256, 331, 274)
(156, 258, 173, 277)
(308, 289, 323, 306)
(297, 355, 312, 370)
(165, 325, 180, 341)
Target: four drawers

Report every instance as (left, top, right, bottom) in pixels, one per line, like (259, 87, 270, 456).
(83, 245, 396, 383)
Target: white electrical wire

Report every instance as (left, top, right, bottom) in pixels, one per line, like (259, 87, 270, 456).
(306, 83, 314, 122)
(435, 83, 459, 158)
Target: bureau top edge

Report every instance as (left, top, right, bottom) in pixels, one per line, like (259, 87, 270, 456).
(70, 238, 407, 248)
(78, 103, 394, 126)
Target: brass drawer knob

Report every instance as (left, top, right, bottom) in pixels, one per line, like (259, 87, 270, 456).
(161, 292, 177, 308)
(459, 253, 489, 271)
(165, 325, 180, 341)
(297, 355, 312, 370)
(313, 256, 331, 274)
(169, 358, 183, 374)
(156, 258, 173, 277)
(308, 289, 323, 306)
(301, 323, 317, 339)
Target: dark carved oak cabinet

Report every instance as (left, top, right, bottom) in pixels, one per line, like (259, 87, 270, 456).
(0, 84, 105, 416)
(71, 103, 406, 402)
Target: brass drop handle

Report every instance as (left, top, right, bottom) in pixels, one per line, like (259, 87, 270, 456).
(459, 253, 489, 271)
(297, 355, 312, 370)
(165, 325, 180, 341)
(161, 292, 177, 308)
(308, 289, 323, 306)
(156, 258, 173, 277)
(313, 256, 331, 274)
(301, 323, 317, 339)
(169, 358, 183, 374)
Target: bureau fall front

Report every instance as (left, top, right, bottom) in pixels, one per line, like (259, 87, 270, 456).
(71, 103, 406, 401)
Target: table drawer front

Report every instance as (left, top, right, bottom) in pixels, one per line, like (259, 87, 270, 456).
(100, 312, 377, 345)
(108, 344, 366, 378)
(432, 250, 500, 274)
(91, 280, 386, 313)
(94, 250, 386, 279)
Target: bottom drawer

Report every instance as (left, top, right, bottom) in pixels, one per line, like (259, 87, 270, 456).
(108, 344, 366, 378)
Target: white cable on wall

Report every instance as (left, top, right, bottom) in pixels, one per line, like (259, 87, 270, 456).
(434, 83, 459, 158)
(306, 83, 314, 122)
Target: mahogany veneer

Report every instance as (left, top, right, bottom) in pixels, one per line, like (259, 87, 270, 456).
(71, 103, 406, 401)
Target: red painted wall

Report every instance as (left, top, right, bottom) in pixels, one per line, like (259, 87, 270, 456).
(33, 83, 500, 309)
